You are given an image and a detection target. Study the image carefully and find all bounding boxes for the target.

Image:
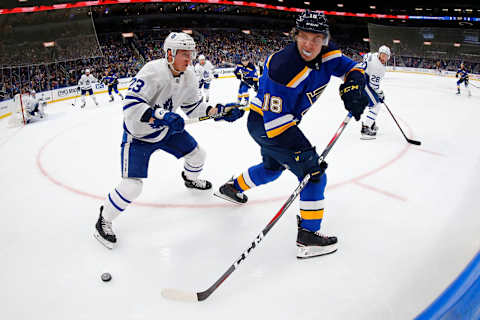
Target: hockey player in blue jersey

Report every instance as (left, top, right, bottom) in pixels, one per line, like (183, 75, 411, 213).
(103, 70, 124, 102)
(234, 56, 258, 105)
(215, 10, 368, 259)
(456, 63, 471, 96)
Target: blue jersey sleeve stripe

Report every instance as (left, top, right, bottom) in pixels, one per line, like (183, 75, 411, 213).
(123, 100, 142, 110)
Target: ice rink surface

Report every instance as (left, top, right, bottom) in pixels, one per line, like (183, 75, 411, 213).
(1, 72, 479, 319)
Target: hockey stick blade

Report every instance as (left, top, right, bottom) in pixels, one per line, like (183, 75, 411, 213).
(161, 114, 353, 302)
(161, 288, 199, 302)
(407, 139, 421, 146)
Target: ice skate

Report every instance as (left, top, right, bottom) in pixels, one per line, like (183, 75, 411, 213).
(181, 171, 212, 190)
(296, 216, 337, 259)
(94, 206, 117, 249)
(214, 178, 248, 204)
(361, 123, 377, 140)
(109, 96, 114, 102)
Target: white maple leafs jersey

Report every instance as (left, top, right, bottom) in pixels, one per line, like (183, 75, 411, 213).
(194, 60, 215, 82)
(78, 74, 98, 90)
(362, 52, 385, 93)
(23, 95, 39, 112)
(123, 58, 207, 143)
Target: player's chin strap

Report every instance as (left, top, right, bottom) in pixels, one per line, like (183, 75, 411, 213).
(167, 57, 184, 76)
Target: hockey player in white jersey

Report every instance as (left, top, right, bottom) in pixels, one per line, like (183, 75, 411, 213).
(77, 69, 99, 108)
(23, 90, 47, 123)
(94, 32, 245, 249)
(194, 54, 217, 102)
(360, 45, 390, 140)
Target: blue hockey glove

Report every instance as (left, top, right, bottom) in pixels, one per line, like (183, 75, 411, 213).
(214, 74, 219, 78)
(150, 112, 184, 134)
(214, 103, 245, 122)
(339, 71, 369, 121)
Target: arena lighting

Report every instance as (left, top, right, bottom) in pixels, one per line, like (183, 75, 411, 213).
(442, 9, 448, 11)
(283, 32, 289, 36)
(182, 29, 193, 34)
(415, 8, 422, 11)
(278, 0, 283, 2)
(43, 41, 55, 47)
(454, 9, 461, 12)
(370, 6, 376, 9)
(466, 9, 473, 13)
(121, 32, 134, 38)
(242, 30, 251, 34)
(423, 41, 432, 45)
(337, 4, 344, 7)
(304, 1, 310, 5)
(393, 39, 401, 43)
(363, 38, 370, 42)
(454, 43, 461, 47)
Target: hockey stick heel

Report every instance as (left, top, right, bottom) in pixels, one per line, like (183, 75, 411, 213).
(161, 114, 353, 302)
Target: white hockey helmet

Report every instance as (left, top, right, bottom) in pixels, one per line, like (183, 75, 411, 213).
(198, 54, 206, 61)
(378, 45, 391, 60)
(29, 89, 36, 95)
(85, 68, 90, 74)
(163, 32, 196, 60)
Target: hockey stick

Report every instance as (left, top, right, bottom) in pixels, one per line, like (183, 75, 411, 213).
(161, 113, 353, 302)
(185, 105, 247, 125)
(382, 102, 421, 146)
(469, 82, 480, 89)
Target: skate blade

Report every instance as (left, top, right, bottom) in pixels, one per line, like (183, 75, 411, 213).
(213, 190, 246, 205)
(360, 135, 376, 140)
(94, 230, 115, 250)
(296, 244, 338, 259)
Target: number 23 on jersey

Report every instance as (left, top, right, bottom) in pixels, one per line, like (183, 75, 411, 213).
(129, 78, 145, 93)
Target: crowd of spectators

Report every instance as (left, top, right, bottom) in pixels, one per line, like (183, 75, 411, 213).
(1, 29, 479, 101)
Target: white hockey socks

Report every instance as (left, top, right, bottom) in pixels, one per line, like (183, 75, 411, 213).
(91, 94, 98, 105)
(183, 146, 206, 180)
(364, 103, 382, 128)
(102, 178, 143, 221)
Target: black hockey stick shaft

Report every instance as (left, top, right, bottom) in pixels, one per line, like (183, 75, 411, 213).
(383, 102, 421, 146)
(185, 104, 246, 124)
(185, 113, 353, 302)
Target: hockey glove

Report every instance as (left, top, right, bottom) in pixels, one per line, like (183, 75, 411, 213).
(294, 147, 328, 183)
(339, 71, 369, 121)
(214, 74, 219, 78)
(150, 112, 184, 134)
(214, 103, 245, 122)
(377, 90, 385, 103)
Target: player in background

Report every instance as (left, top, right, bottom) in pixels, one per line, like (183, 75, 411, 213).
(234, 56, 258, 105)
(360, 45, 390, 140)
(77, 68, 99, 108)
(214, 11, 368, 259)
(23, 89, 47, 123)
(94, 32, 244, 249)
(102, 70, 124, 102)
(194, 54, 217, 103)
(456, 63, 471, 96)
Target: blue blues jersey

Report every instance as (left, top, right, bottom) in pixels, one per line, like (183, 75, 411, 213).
(249, 42, 363, 138)
(234, 62, 258, 81)
(456, 68, 468, 79)
(104, 74, 119, 85)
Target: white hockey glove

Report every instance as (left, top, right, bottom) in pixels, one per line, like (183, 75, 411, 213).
(377, 90, 385, 102)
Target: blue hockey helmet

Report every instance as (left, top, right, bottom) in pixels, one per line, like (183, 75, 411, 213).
(295, 10, 330, 45)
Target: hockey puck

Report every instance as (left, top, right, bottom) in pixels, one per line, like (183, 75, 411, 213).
(101, 272, 112, 282)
